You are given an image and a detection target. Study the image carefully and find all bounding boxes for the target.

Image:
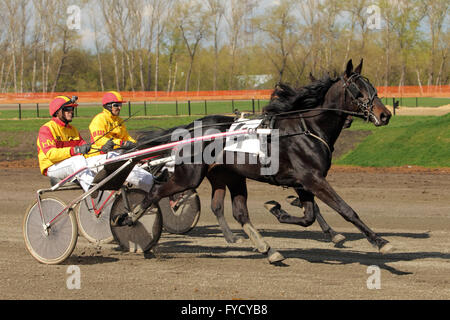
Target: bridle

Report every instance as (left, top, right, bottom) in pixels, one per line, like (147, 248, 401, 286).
(341, 73, 378, 123)
(260, 75, 381, 163)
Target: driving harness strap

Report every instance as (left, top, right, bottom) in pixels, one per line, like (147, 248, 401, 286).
(299, 117, 332, 157)
(260, 114, 332, 187)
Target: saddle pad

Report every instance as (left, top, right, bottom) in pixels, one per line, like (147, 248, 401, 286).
(224, 119, 263, 154)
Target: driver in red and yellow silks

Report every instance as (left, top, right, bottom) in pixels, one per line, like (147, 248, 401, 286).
(37, 96, 96, 191)
(87, 91, 154, 192)
(88, 91, 136, 155)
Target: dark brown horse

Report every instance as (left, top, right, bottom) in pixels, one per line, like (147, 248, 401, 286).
(114, 59, 393, 263)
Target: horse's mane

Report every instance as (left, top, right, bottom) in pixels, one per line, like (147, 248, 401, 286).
(264, 75, 339, 114)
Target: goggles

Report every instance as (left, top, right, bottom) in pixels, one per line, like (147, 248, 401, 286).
(62, 106, 75, 112)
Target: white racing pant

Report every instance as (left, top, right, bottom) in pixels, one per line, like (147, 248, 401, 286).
(46, 155, 97, 192)
(46, 152, 154, 193)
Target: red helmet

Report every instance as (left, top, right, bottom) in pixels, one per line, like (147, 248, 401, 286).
(102, 91, 126, 106)
(49, 96, 78, 116)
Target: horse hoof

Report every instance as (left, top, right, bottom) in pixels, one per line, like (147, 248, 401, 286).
(267, 248, 285, 264)
(285, 196, 303, 208)
(332, 234, 346, 245)
(225, 236, 245, 244)
(264, 200, 280, 211)
(264, 201, 284, 221)
(379, 243, 394, 254)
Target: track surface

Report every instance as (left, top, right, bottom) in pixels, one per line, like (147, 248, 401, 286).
(1, 166, 449, 300)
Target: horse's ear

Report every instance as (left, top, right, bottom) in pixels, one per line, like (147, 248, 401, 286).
(345, 59, 353, 77)
(309, 72, 316, 82)
(354, 58, 363, 74)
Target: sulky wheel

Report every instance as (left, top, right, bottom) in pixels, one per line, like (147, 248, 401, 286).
(159, 189, 201, 234)
(23, 197, 78, 265)
(76, 190, 116, 244)
(110, 189, 162, 253)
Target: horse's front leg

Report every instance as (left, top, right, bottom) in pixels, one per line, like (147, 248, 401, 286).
(300, 172, 393, 253)
(291, 188, 346, 245)
(313, 202, 346, 245)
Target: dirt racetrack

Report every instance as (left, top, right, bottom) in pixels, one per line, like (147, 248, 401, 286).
(0, 164, 449, 300)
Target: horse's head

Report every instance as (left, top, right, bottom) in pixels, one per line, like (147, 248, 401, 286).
(338, 59, 391, 127)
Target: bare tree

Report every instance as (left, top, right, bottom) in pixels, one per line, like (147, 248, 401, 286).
(165, 19, 183, 92)
(424, 0, 449, 86)
(253, 0, 299, 83)
(128, 0, 146, 91)
(175, 0, 210, 92)
(224, 0, 253, 89)
(4, 0, 20, 93)
(152, 0, 172, 92)
(90, 6, 105, 91)
(100, 0, 122, 91)
(385, 0, 427, 88)
(206, 0, 225, 91)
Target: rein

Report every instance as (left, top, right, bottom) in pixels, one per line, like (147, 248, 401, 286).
(137, 75, 378, 158)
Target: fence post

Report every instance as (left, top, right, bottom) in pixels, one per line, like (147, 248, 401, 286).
(252, 99, 255, 114)
(188, 100, 191, 116)
(19, 104, 22, 120)
(232, 99, 235, 113)
(204, 100, 207, 115)
(176, 100, 178, 116)
(144, 101, 147, 116)
(36, 103, 39, 118)
(416, 97, 418, 107)
(128, 101, 131, 117)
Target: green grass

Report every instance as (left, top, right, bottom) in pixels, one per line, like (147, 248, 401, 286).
(345, 115, 438, 131)
(0, 116, 202, 133)
(0, 97, 447, 120)
(335, 113, 450, 167)
(0, 100, 270, 120)
(2, 110, 449, 168)
(379, 97, 450, 107)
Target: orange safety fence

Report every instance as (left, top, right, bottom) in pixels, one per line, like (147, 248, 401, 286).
(0, 86, 448, 104)
(0, 90, 274, 105)
(377, 85, 450, 98)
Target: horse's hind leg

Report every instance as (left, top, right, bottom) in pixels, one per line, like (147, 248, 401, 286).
(265, 189, 345, 245)
(115, 164, 207, 226)
(227, 173, 284, 264)
(206, 172, 243, 244)
(301, 173, 393, 253)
